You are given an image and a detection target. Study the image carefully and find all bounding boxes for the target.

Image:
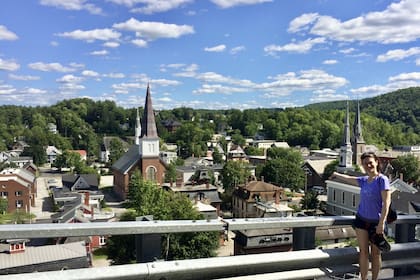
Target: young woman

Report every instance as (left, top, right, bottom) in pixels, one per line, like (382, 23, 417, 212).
(331, 152, 391, 280)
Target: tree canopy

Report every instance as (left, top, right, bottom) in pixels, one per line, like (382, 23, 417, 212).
(107, 172, 219, 264)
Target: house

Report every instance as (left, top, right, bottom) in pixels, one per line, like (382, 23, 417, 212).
(234, 228, 293, 255)
(232, 180, 287, 218)
(0, 168, 37, 213)
(227, 144, 248, 161)
(175, 164, 224, 187)
(160, 151, 178, 165)
(46, 145, 62, 164)
(161, 119, 181, 133)
(252, 140, 289, 150)
(47, 122, 58, 134)
(69, 150, 87, 161)
(301, 158, 336, 189)
(166, 182, 222, 216)
(62, 174, 99, 191)
(0, 240, 90, 275)
(112, 85, 167, 200)
(99, 136, 130, 163)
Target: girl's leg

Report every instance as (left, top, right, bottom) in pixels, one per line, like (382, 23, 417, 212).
(356, 228, 370, 280)
(371, 244, 382, 280)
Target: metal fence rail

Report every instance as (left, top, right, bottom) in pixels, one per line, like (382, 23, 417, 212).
(1, 215, 420, 279)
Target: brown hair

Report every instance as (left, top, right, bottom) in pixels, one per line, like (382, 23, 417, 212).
(361, 151, 381, 173)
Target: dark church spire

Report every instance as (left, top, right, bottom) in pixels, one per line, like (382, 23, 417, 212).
(140, 84, 158, 138)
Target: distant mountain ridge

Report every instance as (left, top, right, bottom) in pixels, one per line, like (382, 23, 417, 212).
(305, 87, 420, 134)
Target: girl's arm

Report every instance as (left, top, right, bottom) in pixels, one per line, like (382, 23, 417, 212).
(377, 189, 391, 235)
(330, 171, 358, 186)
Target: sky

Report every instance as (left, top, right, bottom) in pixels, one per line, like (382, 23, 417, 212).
(0, 0, 419, 110)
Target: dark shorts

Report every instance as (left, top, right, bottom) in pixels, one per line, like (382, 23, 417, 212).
(352, 215, 387, 237)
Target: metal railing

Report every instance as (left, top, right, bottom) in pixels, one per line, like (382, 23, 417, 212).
(1, 215, 420, 279)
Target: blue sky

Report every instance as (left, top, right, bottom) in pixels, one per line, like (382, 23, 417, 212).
(0, 0, 419, 110)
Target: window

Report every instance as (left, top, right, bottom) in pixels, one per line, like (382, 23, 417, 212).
(333, 190, 336, 201)
(146, 166, 157, 181)
(99, 236, 106, 246)
(0, 192, 8, 198)
(15, 191, 22, 197)
(15, 200, 23, 208)
(352, 194, 356, 207)
(342, 192, 345, 204)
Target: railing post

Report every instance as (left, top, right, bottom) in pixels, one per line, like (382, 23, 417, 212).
(293, 226, 316, 250)
(394, 222, 417, 276)
(135, 215, 161, 263)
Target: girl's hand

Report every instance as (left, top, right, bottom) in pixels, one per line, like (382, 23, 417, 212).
(376, 222, 385, 235)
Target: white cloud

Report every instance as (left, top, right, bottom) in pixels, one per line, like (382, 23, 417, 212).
(323, 59, 338, 65)
(132, 39, 148, 47)
(210, 0, 272, 9)
(264, 37, 326, 55)
(40, 0, 103, 15)
(204, 44, 226, 52)
(104, 72, 125, 78)
(103, 41, 120, 48)
(388, 72, 420, 82)
(339, 48, 356, 54)
(377, 47, 420, 62)
(23, 88, 48, 94)
(82, 70, 100, 77)
(288, 13, 319, 33)
(58, 28, 121, 42)
(173, 63, 199, 77)
(193, 84, 249, 95)
(230, 46, 246, 55)
(113, 18, 194, 40)
(289, 0, 420, 44)
(0, 58, 20, 71)
(261, 69, 347, 91)
(9, 74, 40, 81)
(28, 62, 76, 72)
(57, 74, 84, 83)
(130, 0, 194, 14)
(0, 84, 16, 95)
(0, 25, 18, 40)
(90, 50, 109, 56)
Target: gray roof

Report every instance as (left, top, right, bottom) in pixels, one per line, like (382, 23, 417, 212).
(112, 144, 140, 174)
(0, 241, 87, 270)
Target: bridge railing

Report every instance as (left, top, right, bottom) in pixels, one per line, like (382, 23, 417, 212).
(0, 215, 419, 279)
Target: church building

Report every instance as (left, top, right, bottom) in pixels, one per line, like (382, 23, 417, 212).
(112, 85, 166, 200)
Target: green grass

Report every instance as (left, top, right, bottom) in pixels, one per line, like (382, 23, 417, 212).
(92, 247, 108, 260)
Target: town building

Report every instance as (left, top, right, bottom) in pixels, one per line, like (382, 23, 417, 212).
(112, 85, 166, 200)
(0, 168, 37, 213)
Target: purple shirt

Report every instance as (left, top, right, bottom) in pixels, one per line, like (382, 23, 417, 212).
(357, 174, 390, 221)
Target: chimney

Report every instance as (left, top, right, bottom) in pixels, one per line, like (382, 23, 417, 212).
(261, 176, 264, 182)
(275, 190, 280, 205)
(400, 173, 404, 181)
(206, 182, 209, 189)
(84, 192, 90, 206)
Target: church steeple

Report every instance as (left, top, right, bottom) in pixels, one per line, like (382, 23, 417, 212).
(352, 100, 366, 166)
(140, 84, 158, 139)
(338, 101, 353, 172)
(135, 108, 141, 145)
(138, 84, 159, 158)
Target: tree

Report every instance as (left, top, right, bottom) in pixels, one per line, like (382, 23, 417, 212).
(260, 158, 304, 190)
(0, 198, 7, 214)
(300, 191, 320, 210)
(391, 155, 420, 186)
(323, 160, 339, 180)
(108, 138, 125, 166)
(261, 148, 305, 191)
(107, 172, 219, 264)
(164, 162, 177, 184)
(221, 161, 251, 191)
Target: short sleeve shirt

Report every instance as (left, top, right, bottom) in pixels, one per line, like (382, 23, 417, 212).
(356, 174, 390, 221)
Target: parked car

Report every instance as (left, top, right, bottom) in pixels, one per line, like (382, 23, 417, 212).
(311, 186, 325, 195)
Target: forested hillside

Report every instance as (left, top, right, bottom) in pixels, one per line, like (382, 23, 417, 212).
(0, 87, 418, 165)
(305, 87, 420, 134)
